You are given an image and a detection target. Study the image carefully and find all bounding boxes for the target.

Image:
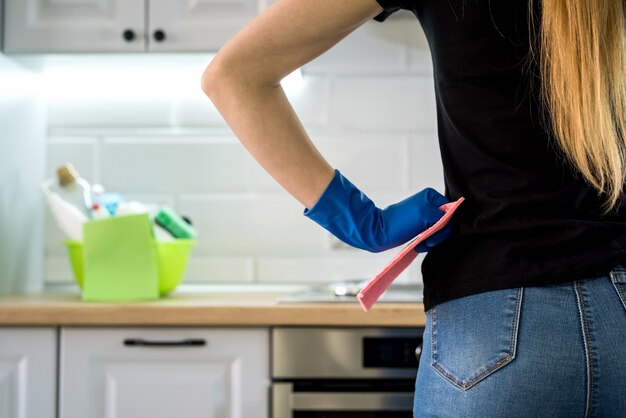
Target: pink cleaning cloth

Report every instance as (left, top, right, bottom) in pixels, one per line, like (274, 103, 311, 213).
(357, 197, 465, 312)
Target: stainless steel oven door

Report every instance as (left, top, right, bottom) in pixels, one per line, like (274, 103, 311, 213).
(272, 383, 413, 418)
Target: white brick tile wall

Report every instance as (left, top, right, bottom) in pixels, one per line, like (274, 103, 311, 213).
(46, 214, 69, 257)
(44, 129, 443, 285)
(408, 48, 434, 75)
(319, 135, 410, 193)
(304, 20, 408, 75)
(164, 80, 332, 128)
(285, 76, 331, 128)
(408, 132, 446, 193)
(185, 256, 254, 283)
(48, 99, 174, 128)
(329, 75, 437, 132)
(305, 13, 433, 76)
(43, 18, 444, 287)
(255, 252, 420, 284)
(178, 195, 327, 255)
(48, 76, 330, 130)
(406, 17, 434, 75)
(253, 134, 410, 194)
(44, 123, 173, 204)
(101, 136, 254, 194)
(47, 137, 98, 183)
(45, 256, 74, 284)
(160, 97, 228, 128)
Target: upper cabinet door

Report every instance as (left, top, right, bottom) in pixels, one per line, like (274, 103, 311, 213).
(148, 0, 259, 52)
(4, 0, 145, 53)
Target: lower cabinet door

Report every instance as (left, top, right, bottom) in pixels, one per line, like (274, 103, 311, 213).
(0, 328, 57, 418)
(60, 327, 269, 418)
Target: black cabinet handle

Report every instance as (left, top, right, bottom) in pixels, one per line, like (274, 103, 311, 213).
(124, 338, 206, 347)
(122, 29, 136, 42)
(153, 29, 166, 42)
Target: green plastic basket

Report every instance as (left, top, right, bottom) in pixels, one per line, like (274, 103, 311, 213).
(65, 239, 195, 296)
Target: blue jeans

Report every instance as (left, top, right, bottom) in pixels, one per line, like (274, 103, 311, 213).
(414, 266, 626, 417)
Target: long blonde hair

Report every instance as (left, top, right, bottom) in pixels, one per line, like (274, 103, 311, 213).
(528, 0, 626, 214)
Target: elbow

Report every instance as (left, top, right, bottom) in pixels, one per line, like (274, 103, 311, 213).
(201, 56, 249, 104)
(201, 54, 281, 101)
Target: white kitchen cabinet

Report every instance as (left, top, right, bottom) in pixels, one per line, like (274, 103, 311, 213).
(60, 327, 269, 418)
(0, 328, 57, 418)
(148, 0, 259, 52)
(4, 0, 145, 53)
(4, 0, 259, 53)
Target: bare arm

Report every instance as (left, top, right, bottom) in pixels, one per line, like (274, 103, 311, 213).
(201, 0, 384, 209)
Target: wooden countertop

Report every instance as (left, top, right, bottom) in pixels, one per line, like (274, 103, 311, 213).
(0, 291, 425, 327)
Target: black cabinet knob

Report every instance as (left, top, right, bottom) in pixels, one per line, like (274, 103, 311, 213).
(153, 29, 166, 42)
(122, 29, 135, 42)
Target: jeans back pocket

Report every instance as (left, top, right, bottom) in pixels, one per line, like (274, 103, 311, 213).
(430, 287, 523, 390)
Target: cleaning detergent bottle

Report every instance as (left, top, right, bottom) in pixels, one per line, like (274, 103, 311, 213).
(51, 163, 93, 218)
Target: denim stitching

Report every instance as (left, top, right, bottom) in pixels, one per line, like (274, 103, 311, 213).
(509, 287, 523, 360)
(430, 288, 524, 391)
(611, 280, 626, 311)
(611, 265, 626, 274)
(610, 271, 626, 311)
(574, 281, 594, 418)
(610, 268, 626, 283)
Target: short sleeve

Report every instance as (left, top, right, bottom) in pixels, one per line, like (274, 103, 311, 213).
(373, 0, 408, 22)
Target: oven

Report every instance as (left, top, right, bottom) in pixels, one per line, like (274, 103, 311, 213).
(271, 327, 423, 418)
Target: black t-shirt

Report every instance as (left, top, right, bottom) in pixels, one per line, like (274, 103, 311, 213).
(375, 0, 626, 311)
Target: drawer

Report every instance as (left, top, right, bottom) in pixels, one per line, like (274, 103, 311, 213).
(60, 327, 269, 418)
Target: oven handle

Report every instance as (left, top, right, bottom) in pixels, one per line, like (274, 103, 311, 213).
(272, 383, 413, 417)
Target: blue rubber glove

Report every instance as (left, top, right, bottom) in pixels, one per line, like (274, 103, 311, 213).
(304, 169, 453, 253)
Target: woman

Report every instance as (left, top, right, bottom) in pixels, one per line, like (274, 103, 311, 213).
(202, 1, 626, 416)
